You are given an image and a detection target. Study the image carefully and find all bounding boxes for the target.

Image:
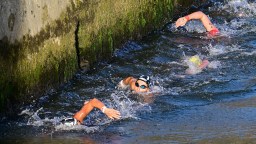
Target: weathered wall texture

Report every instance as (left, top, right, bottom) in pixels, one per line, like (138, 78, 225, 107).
(0, 0, 78, 114)
(0, 0, 201, 115)
(0, 0, 71, 42)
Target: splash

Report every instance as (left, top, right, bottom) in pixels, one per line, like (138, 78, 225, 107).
(242, 50, 256, 56)
(55, 123, 100, 132)
(19, 108, 35, 116)
(218, 18, 256, 36)
(208, 60, 222, 69)
(168, 21, 207, 33)
(18, 107, 101, 132)
(183, 20, 208, 33)
(206, 0, 256, 37)
(148, 76, 165, 94)
(25, 107, 46, 126)
(22, 108, 66, 128)
(110, 91, 151, 119)
(183, 55, 203, 75)
(221, 0, 256, 17)
(19, 88, 153, 133)
(206, 44, 242, 56)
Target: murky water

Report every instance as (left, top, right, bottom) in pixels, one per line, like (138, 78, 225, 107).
(1, 0, 256, 143)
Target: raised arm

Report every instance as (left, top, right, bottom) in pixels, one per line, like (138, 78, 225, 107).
(175, 11, 218, 32)
(122, 77, 136, 85)
(73, 98, 120, 123)
(117, 76, 136, 89)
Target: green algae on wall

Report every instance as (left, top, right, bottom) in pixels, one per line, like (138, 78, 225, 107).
(0, 36, 78, 114)
(0, 17, 78, 114)
(76, 0, 176, 66)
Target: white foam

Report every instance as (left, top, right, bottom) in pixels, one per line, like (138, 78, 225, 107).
(19, 108, 34, 116)
(183, 56, 203, 75)
(206, 0, 256, 37)
(207, 44, 242, 56)
(110, 91, 148, 119)
(55, 124, 100, 132)
(208, 61, 222, 69)
(241, 50, 256, 56)
(221, 0, 256, 17)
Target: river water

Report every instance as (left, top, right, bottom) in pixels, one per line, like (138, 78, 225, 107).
(1, 0, 256, 143)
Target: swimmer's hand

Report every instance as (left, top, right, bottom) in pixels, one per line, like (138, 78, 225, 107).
(104, 108, 121, 120)
(175, 17, 188, 28)
(199, 59, 209, 69)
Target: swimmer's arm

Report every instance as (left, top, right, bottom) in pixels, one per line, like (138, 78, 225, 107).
(88, 98, 105, 109)
(188, 11, 217, 32)
(74, 98, 104, 123)
(175, 11, 217, 32)
(123, 77, 136, 86)
(89, 98, 121, 120)
(117, 77, 135, 89)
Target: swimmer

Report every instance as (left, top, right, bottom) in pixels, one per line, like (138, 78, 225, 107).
(118, 75, 163, 103)
(61, 98, 120, 126)
(117, 75, 151, 93)
(175, 11, 219, 36)
(185, 55, 209, 75)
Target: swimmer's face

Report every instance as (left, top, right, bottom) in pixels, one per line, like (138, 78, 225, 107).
(134, 80, 149, 92)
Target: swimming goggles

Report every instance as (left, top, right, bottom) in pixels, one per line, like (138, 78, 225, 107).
(135, 82, 148, 89)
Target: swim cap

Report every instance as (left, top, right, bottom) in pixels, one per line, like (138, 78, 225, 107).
(138, 75, 150, 86)
(189, 55, 202, 66)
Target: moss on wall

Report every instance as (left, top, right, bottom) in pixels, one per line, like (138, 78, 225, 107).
(76, 0, 176, 65)
(0, 12, 78, 114)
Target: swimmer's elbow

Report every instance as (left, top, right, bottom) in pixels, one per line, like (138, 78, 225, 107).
(90, 98, 100, 105)
(196, 11, 205, 17)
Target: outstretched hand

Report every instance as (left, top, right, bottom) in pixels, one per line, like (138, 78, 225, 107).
(104, 108, 121, 120)
(175, 17, 188, 28)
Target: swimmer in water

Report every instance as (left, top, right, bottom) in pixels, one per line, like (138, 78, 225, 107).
(117, 75, 151, 93)
(185, 55, 209, 75)
(175, 11, 219, 36)
(61, 98, 121, 126)
(118, 75, 162, 103)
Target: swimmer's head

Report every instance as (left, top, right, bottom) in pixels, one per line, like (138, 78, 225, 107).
(189, 55, 202, 67)
(136, 75, 150, 89)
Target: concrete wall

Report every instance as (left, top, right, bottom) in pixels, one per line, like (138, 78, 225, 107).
(0, 0, 203, 115)
(0, 0, 77, 114)
(0, 0, 71, 42)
